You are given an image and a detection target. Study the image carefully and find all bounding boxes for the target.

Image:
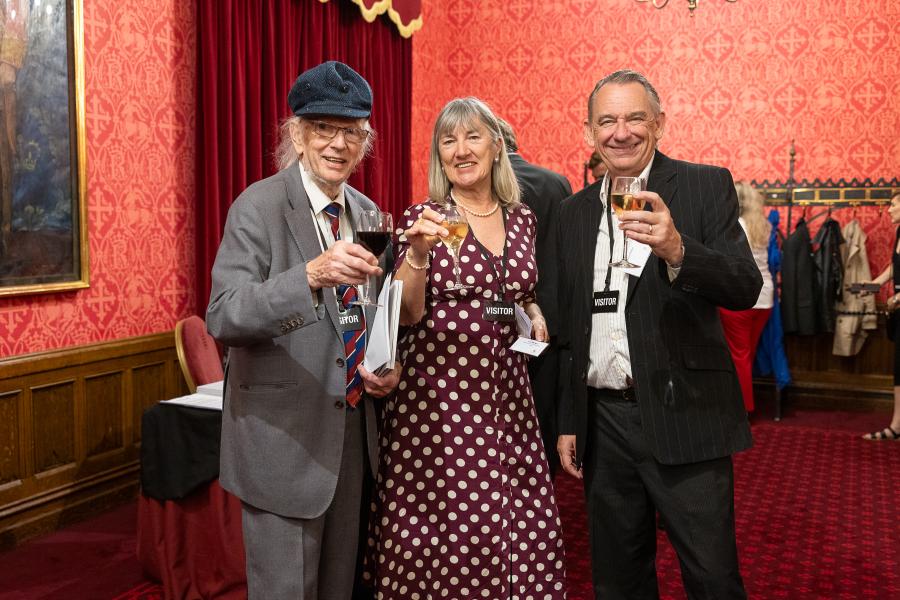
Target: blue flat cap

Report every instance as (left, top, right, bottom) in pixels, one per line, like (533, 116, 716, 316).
(288, 61, 372, 119)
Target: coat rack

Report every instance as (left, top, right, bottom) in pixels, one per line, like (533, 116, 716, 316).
(751, 143, 899, 236)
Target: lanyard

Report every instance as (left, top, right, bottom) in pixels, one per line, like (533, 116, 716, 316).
(310, 203, 357, 313)
(468, 207, 509, 302)
(601, 189, 614, 292)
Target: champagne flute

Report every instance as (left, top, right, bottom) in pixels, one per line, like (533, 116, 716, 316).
(352, 209, 393, 306)
(440, 205, 472, 290)
(609, 176, 648, 268)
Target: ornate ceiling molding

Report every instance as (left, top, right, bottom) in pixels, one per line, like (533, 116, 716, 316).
(321, 0, 423, 38)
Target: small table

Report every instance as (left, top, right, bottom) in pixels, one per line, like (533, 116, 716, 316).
(137, 401, 246, 599)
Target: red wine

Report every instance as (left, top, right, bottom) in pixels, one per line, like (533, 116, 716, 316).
(356, 231, 390, 256)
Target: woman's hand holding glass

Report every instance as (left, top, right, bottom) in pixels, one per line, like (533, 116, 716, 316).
(403, 207, 447, 268)
(439, 205, 472, 290)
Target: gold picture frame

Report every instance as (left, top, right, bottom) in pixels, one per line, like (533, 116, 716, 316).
(0, 0, 88, 297)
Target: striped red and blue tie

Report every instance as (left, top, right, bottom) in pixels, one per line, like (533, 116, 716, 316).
(322, 202, 365, 408)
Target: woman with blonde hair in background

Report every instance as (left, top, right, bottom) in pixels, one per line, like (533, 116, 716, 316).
(719, 182, 775, 413)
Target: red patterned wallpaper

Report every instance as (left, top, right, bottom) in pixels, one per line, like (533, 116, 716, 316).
(411, 0, 900, 282)
(0, 0, 196, 357)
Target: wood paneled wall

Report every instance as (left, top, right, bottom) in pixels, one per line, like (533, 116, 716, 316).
(756, 321, 893, 413)
(0, 333, 188, 550)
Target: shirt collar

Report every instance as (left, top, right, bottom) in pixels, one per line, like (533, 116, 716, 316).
(298, 161, 346, 215)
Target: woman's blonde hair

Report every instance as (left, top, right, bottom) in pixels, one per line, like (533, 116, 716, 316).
(427, 97, 520, 208)
(735, 181, 770, 249)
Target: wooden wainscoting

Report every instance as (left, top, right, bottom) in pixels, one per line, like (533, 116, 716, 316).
(754, 320, 894, 413)
(0, 332, 189, 550)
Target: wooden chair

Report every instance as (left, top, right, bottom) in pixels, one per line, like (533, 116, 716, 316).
(174, 316, 223, 393)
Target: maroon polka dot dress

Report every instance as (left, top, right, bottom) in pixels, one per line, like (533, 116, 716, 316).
(366, 200, 567, 599)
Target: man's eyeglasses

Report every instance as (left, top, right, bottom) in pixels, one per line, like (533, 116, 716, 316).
(592, 115, 654, 132)
(309, 120, 370, 144)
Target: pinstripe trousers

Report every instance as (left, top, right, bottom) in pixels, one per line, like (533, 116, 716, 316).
(583, 394, 747, 600)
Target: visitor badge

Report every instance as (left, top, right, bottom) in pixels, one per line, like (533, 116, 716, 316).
(484, 301, 516, 322)
(338, 306, 365, 332)
(592, 291, 619, 313)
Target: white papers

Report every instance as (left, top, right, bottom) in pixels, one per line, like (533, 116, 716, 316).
(622, 240, 652, 277)
(196, 380, 224, 397)
(511, 337, 549, 357)
(161, 393, 223, 411)
(363, 274, 404, 377)
(514, 303, 532, 338)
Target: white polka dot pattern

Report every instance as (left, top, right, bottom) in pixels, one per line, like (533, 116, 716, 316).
(367, 200, 567, 599)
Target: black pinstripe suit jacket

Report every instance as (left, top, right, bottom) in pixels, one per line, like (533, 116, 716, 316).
(557, 151, 761, 466)
(509, 152, 573, 335)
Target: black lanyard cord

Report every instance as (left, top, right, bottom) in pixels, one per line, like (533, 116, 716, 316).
(602, 190, 614, 292)
(468, 207, 509, 303)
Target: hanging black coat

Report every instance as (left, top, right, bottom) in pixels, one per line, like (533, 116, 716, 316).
(781, 219, 819, 335)
(812, 218, 845, 333)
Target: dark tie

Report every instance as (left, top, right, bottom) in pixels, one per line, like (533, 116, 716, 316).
(322, 202, 365, 408)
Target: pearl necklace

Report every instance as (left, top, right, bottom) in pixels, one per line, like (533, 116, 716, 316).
(453, 197, 500, 218)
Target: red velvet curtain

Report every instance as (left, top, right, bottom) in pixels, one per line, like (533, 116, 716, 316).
(196, 0, 412, 309)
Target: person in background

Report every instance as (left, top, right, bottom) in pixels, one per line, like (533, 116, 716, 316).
(861, 191, 900, 440)
(497, 116, 572, 475)
(367, 97, 566, 599)
(584, 150, 608, 188)
(718, 182, 774, 413)
(206, 61, 400, 599)
(556, 69, 760, 599)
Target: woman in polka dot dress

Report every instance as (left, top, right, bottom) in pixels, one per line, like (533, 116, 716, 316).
(365, 98, 567, 599)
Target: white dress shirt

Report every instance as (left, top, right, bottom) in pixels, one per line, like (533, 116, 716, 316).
(586, 157, 655, 390)
(299, 162, 353, 250)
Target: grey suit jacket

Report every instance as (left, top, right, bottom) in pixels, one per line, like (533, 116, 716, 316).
(557, 152, 761, 466)
(207, 165, 381, 519)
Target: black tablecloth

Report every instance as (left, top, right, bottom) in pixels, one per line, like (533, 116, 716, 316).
(140, 403, 222, 500)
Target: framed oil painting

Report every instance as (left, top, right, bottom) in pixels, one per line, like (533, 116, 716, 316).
(0, 0, 87, 297)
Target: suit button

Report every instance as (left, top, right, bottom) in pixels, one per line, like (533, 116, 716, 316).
(297, 317, 304, 326)
(336, 357, 345, 367)
(334, 400, 345, 409)
(584, 326, 590, 335)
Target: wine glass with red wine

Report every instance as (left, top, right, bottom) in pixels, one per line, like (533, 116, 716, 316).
(352, 209, 393, 307)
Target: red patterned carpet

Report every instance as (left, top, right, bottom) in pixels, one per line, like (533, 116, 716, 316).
(2, 411, 899, 600)
(557, 417, 900, 599)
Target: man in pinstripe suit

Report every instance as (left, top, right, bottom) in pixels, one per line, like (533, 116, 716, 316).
(556, 70, 761, 599)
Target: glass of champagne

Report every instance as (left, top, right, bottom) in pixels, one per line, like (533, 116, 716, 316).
(352, 209, 393, 306)
(609, 176, 648, 268)
(440, 205, 472, 290)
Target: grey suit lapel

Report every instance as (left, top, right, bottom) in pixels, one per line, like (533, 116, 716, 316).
(626, 151, 677, 305)
(282, 166, 345, 338)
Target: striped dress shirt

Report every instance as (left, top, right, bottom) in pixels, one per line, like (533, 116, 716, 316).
(587, 158, 655, 390)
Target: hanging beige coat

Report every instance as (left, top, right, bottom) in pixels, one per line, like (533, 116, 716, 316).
(833, 219, 877, 356)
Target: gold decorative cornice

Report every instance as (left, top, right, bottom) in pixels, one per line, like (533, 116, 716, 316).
(320, 0, 423, 38)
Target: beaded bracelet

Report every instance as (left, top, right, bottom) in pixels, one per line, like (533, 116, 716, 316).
(405, 250, 430, 271)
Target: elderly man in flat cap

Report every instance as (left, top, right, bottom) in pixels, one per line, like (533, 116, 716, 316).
(207, 60, 400, 599)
